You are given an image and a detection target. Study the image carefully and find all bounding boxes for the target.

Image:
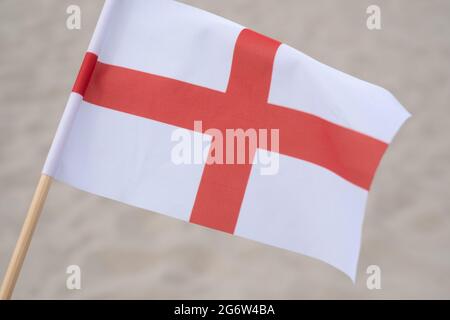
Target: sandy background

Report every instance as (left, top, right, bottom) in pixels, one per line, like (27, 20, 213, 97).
(0, 0, 449, 299)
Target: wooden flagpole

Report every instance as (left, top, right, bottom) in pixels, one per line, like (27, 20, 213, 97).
(0, 174, 52, 299)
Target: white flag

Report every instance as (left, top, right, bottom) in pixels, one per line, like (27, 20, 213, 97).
(43, 0, 410, 281)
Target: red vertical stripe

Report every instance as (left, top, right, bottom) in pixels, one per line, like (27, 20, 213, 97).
(189, 30, 281, 233)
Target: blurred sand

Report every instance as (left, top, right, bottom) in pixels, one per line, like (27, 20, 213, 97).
(0, 0, 449, 299)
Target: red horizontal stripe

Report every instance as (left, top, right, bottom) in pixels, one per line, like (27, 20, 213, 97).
(83, 60, 387, 191)
(72, 52, 98, 96)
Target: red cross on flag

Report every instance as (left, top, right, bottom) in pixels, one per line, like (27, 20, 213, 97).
(43, 0, 410, 280)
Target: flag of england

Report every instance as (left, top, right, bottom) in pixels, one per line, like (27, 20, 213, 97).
(43, 0, 410, 280)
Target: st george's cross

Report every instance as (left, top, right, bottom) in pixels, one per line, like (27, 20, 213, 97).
(43, 0, 410, 280)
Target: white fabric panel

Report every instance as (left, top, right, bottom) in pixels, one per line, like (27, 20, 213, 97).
(87, 0, 117, 54)
(235, 150, 369, 281)
(269, 44, 410, 143)
(98, 0, 244, 92)
(52, 101, 211, 221)
(43, 93, 83, 176)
